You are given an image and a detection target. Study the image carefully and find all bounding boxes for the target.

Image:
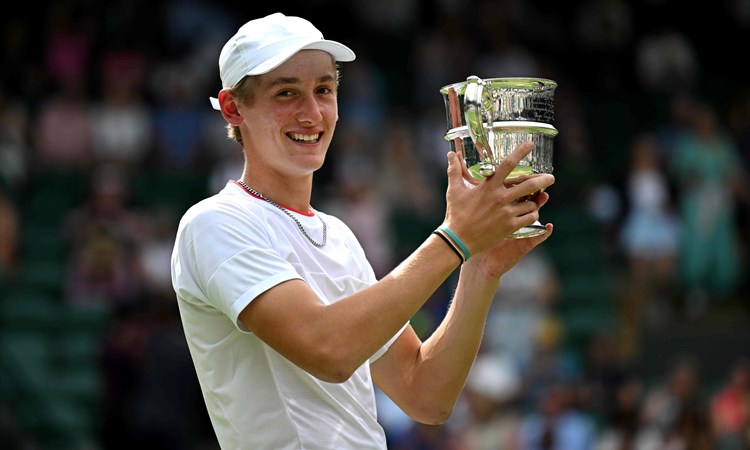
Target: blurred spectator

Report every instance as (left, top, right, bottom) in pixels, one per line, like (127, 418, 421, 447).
(161, 0, 234, 87)
(149, 60, 208, 170)
(522, 317, 582, 412)
(573, 0, 634, 91)
(415, 73, 462, 180)
(390, 422, 460, 450)
(638, 354, 712, 450)
(453, 353, 523, 450)
(668, 102, 746, 317)
(64, 163, 149, 250)
(63, 164, 148, 308)
(323, 126, 396, 278)
(337, 45, 389, 136)
(90, 50, 153, 169)
(206, 139, 244, 195)
(351, 0, 418, 34)
(376, 386, 417, 449)
(550, 90, 599, 207)
(0, 88, 29, 192)
(574, 0, 633, 52)
(136, 207, 177, 302)
(518, 381, 596, 450)
(99, 306, 152, 449)
(126, 304, 215, 449)
(728, 90, 750, 179)
(710, 357, 750, 450)
(34, 3, 94, 173)
(411, 14, 474, 108)
(727, 89, 750, 282)
(618, 133, 681, 327)
(473, 0, 543, 78)
(578, 331, 635, 424)
(34, 72, 93, 172)
(0, 189, 19, 281)
(484, 246, 561, 374)
(593, 374, 644, 450)
(202, 105, 244, 195)
(44, 3, 91, 87)
(65, 225, 142, 308)
(658, 92, 701, 155)
(380, 118, 443, 263)
(379, 118, 449, 332)
(635, 26, 698, 94)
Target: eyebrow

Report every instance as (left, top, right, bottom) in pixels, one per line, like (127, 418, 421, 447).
(267, 74, 336, 88)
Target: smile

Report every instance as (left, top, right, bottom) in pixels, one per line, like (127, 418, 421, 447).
(289, 132, 320, 143)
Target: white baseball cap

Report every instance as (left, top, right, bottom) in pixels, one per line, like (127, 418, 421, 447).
(209, 12, 356, 110)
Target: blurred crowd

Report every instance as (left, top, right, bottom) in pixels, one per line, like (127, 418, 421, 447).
(1, 0, 750, 449)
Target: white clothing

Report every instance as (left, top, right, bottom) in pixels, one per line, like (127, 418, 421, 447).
(171, 181, 402, 449)
(620, 169, 680, 259)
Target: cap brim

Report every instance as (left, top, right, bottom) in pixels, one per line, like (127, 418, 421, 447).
(303, 40, 356, 63)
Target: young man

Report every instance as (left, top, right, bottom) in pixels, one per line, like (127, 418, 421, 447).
(171, 12, 555, 449)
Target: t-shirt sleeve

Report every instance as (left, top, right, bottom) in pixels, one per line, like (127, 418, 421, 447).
(369, 322, 409, 363)
(178, 206, 301, 332)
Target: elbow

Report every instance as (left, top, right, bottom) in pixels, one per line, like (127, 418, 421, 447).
(416, 406, 454, 426)
(312, 366, 356, 384)
(304, 346, 361, 384)
(405, 399, 455, 425)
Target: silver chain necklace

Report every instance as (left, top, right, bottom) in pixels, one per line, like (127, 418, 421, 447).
(237, 180, 327, 248)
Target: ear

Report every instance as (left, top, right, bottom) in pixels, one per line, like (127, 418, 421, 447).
(218, 90, 243, 125)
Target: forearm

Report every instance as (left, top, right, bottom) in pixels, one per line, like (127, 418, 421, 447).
(408, 261, 500, 415)
(310, 233, 463, 378)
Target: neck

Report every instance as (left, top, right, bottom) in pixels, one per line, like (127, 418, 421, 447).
(239, 171, 313, 213)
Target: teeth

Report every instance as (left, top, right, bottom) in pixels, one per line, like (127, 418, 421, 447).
(290, 133, 319, 142)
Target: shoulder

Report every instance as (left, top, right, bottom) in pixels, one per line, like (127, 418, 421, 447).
(177, 184, 271, 242)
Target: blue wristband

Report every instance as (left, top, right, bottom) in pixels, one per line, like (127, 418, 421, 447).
(438, 226, 470, 261)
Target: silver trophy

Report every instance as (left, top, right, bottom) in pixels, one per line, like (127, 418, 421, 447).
(440, 76, 558, 238)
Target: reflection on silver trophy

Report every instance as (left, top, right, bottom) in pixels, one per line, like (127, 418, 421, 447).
(440, 76, 558, 238)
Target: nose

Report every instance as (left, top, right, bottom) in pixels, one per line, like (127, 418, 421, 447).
(295, 92, 323, 124)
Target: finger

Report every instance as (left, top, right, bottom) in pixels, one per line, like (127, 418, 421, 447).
(513, 197, 542, 216)
(446, 151, 465, 190)
(455, 149, 478, 186)
(509, 174, 555, 199)
(529, 223, 554, 245)
(517, 189, 550, 207)
(493, 141, 535, 181)
(533, 191, 551, 208)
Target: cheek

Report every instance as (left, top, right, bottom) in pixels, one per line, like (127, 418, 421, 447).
(321, 98, 338, 121)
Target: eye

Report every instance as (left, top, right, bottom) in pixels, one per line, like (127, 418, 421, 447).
(276, 89, 295, 98)
(315, 82, 336, 95)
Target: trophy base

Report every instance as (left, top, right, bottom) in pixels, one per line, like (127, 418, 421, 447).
(507, 221, 546, 239)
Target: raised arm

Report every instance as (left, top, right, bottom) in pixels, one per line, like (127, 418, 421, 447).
(240, 142, 554, 388)
(371, 221, 553, 424)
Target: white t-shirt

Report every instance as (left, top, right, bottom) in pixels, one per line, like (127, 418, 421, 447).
(171, 181, 403, 449)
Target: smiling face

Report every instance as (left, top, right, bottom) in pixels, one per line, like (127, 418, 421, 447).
(234, 50, 340, 182)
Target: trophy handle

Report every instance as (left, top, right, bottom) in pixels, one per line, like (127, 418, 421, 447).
(464, 75, 495, 176)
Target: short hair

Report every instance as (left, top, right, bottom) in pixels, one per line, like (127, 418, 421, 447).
(224, 76, 258, 146)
